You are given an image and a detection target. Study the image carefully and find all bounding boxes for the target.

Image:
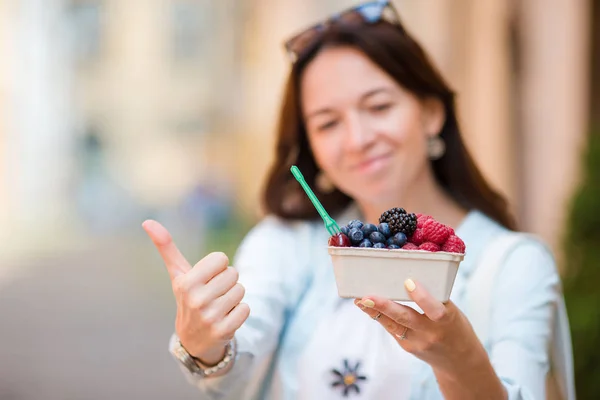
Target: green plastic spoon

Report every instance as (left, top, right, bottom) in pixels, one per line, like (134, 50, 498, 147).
(290, 165, 341, 236)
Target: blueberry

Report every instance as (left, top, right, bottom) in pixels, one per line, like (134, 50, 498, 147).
(340, 226, 349, 236)
(387, 244, 401, 249)
(393, 232, 408, 246)
(373, 242, 386, 249)
(358, 239, 373, 247)
(387, 232, 407, 247)
(369, 231, 386, 244)
(378, 223, 392, 238)
(361, 223, 378, 237)
(348, 228, 364, 245)
(348, 219, 364, 230)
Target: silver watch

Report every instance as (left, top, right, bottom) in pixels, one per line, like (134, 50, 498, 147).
(171, 336, 236, 377)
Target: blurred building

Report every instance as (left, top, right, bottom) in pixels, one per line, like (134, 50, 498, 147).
(1, 0, 245, 250)
(237, 0, 592, 261)
(0, 0, 595, 263)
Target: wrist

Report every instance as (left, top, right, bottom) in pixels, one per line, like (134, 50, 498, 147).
(191, 344, 227, 367)
(171, 335, 237, 378)
(193, 338, 237, 377)
(433, 347, 506, 400)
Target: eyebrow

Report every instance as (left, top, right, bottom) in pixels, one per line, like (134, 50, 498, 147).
(305, 87, 394, 120)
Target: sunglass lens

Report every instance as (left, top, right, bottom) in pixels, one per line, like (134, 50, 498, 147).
(356, 2, 386, 23)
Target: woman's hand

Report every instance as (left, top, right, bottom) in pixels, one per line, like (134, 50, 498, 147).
(355, 279, 506, 400)
(143, 220, 250, 365)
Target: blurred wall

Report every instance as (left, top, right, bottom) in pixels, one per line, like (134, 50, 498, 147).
(237, 0, 591, 261)
(0, 0, 592, 264)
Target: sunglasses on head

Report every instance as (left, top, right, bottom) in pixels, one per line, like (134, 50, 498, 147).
(284, 0, 402, 63)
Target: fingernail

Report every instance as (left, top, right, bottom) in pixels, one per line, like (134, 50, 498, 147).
(405, 279, 416, 292)
(354, 299, 365, 309)
(361, 299, 375, 308)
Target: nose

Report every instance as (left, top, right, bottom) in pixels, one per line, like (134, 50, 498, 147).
(343, 112, 376, 152)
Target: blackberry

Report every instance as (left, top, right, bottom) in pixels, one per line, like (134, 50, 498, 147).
(379, 208, 417, 236)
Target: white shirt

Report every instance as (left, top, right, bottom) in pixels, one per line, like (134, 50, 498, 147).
(171, 205, 567, 400)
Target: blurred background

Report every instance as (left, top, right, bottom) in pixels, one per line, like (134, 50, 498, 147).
(0, 0, 598, 398)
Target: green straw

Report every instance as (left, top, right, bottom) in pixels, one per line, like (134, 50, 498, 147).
(290, 165, 341, 235)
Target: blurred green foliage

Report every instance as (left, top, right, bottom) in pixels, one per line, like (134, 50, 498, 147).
(202, 211, 255, 262)
(563, 131, 600, 397)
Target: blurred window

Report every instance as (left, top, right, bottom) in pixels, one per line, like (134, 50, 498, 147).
(67, 1, 104, 63)
(171, 1, 209, 61)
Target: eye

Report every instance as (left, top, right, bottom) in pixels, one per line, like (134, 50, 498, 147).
(370, 103, 392, 112)
(318, 120, 339, 131)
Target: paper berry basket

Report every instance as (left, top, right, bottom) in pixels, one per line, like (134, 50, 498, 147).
(289, 165, 465, 303)
(328, 247, 465, 302)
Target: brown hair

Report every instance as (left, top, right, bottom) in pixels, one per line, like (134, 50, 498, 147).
(263, 21, 517, 230)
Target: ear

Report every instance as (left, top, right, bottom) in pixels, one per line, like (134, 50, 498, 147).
(421, 97, 445, 138)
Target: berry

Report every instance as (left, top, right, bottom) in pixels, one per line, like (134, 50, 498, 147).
(340, 226, 349, 236)
(379, 208, 417, 236)
(410, 228, 425, 245)
(416, 214, 433, 228)
(387, 232, 407, 247)
(359, 239, 373, 248)
(328, 233, 351, 247)
(377, 222, 392, 238)
(419, 242, 441, 252)
(402, 243, 419, 250)
(387, 244, 401, 249)
(348, 219, 364, 230)
(373, 242, 386, 249)
(442, 235, 466, 253)
(369, 231, 387, 244)
(421, 219, 451, 245)
(348, 228, 364, 245)
(361, 223, 378, 237)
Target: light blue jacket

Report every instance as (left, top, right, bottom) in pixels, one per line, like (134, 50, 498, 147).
(171, 206, 566, 399)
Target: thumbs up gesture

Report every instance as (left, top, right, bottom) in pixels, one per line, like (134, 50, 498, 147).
(142, 220, 250, 365)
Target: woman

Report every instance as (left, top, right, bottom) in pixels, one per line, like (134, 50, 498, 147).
(143, 2, 573, 399)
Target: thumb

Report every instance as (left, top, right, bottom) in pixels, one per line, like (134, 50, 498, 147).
(142, 220, 192, 280)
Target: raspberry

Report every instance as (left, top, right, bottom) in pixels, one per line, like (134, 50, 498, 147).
(441, 235, 466, 253)
(419, 242, 441, 252)
(410, 228, 425, 245)
(421, 218, 451, 245)
(416, 214, 433, 228)
(402, 243, 419, 250)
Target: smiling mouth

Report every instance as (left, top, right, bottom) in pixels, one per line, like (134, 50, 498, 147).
(353, 153, 392, 172)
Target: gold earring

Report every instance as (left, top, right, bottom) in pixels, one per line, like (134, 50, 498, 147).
(315, 171, 335, 193)
(427, 136, 446, 160)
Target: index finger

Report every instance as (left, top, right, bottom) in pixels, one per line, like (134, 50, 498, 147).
(355, 297, 425, 331)
(404, 279, 447, 322)
(142, 219, 191, 280)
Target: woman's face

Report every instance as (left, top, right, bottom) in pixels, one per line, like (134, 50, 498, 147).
(300, 46, 444, 207)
